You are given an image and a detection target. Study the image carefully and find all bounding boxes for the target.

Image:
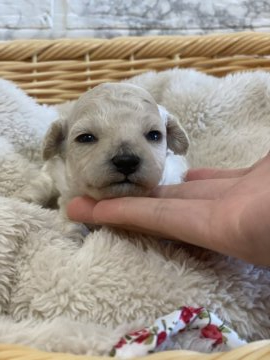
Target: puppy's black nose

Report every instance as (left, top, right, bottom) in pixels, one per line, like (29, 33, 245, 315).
(112, 154, 140, 175)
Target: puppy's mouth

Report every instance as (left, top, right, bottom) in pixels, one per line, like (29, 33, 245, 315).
(92, 176, 139, 190)
(109, 176, 144, 188)
(102, 176, 149, 198)
(86, 176, 152, 199)
(112, 178, 133, 185)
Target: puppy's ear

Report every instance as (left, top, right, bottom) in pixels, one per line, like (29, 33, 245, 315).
(166, 114, 189, 155)
(42, 120, 65, 160)
(158, 105, 189, 155)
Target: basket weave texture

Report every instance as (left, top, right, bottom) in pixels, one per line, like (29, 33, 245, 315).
(0, 32, 269, 359)
(1, 32, 270, 103)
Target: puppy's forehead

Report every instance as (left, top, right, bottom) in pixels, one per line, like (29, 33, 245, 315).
(70, 83, 159, 123)
(81, 83, 156, 104)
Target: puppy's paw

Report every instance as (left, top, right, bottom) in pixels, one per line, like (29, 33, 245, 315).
(54, 218, 89, 244)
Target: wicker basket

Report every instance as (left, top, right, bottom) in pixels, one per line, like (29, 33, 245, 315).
(0, 32, 269, 359)
(1, 32, 270, 104)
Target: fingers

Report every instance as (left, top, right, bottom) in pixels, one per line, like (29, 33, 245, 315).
(186, 152, 270, 181)
(186, 167, 250, 181)
(67, 195, 214, 247)
(66, 196, 97, 223)
(153, 177, 239, 200)
(91, 197, 219, 250)
(67, 197, 168, 237)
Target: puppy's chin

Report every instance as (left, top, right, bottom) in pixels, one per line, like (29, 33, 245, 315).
(86, 183, 152, 201)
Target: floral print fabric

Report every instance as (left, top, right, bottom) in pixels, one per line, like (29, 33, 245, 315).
(110, 307, 247, 358)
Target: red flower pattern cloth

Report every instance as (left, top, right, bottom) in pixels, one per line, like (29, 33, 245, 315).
(110, 306, 247, 358)
(201, 324, 223, 346)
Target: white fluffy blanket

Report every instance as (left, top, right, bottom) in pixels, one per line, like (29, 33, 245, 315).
(0, 70, 269, 356)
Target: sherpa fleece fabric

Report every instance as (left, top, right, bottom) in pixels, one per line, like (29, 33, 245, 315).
(0, 70, 269, 356)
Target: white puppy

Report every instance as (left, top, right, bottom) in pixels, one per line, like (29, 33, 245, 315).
(17, 83, 189, 211)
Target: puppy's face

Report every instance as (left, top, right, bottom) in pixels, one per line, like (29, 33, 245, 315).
(43, 83, 188, 200)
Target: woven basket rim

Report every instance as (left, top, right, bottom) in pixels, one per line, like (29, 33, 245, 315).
(1, 31, 270, 104)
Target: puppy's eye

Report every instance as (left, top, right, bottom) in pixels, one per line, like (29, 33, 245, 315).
(75, 134, 97, 143)
(146, 130, 162, 142)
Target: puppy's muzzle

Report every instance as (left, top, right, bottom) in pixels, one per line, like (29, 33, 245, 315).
(112, 154, 140, 175)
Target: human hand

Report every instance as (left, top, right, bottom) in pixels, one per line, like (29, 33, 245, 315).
(67, 153, 270, 266)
